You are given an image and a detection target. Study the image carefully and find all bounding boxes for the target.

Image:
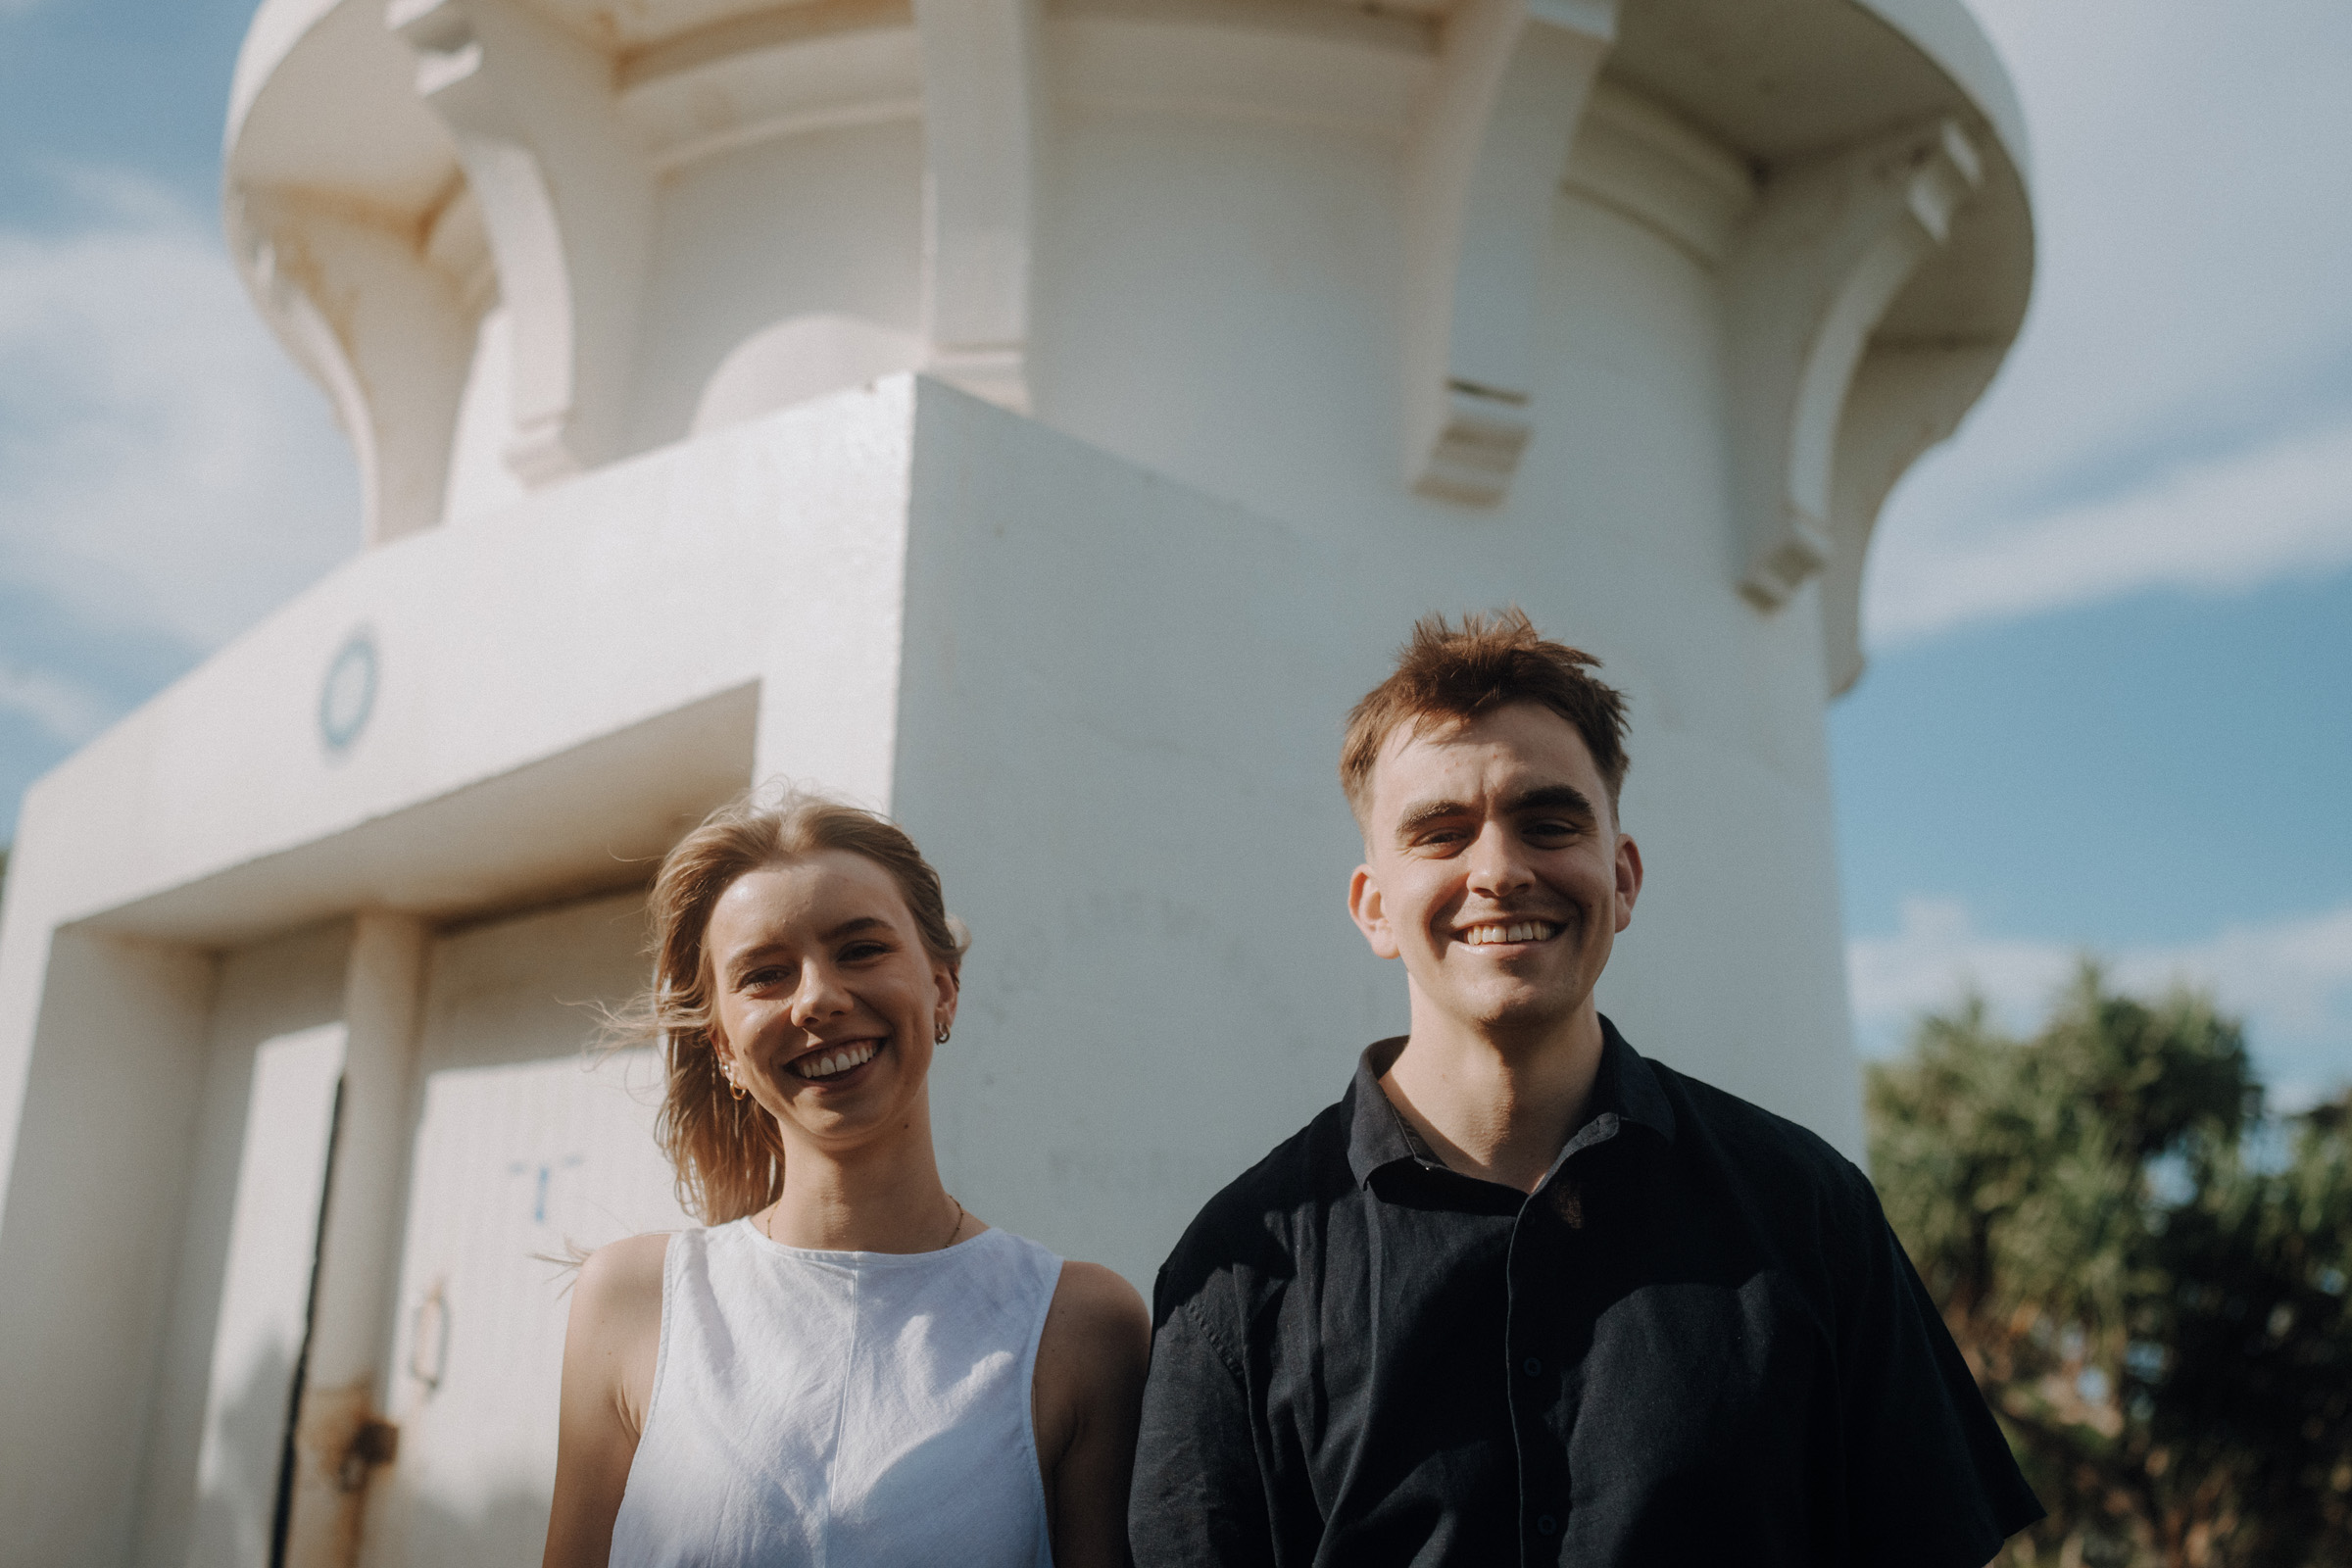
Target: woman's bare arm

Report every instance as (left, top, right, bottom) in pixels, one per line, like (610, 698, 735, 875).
(542, 1233, 668, 1568)
(1032, 1261, 1153, 1568)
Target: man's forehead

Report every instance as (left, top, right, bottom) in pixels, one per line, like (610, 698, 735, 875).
(1375, 702, 1595, 773)
(1369, 704, 1601, 811)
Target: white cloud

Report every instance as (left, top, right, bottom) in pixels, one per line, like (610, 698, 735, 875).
(1849, 898, 2352, 1097)
(0, 662, 112, 744)
(1864, 417, 2352, 645)
(1849, 899, 2076, 1041)
(1860, 0, 2352, 647)
(0, 172, 359, 652)
(1954, 0, 2352, 472)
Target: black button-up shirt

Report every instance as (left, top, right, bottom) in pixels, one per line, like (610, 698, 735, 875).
(1130, 1020, 2041, 1566)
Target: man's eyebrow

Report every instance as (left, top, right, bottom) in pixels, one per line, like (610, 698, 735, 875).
(1505, 784, 1597, 818)
(1394, 798, 1475, 837)
(1392, 784, 1600, 839)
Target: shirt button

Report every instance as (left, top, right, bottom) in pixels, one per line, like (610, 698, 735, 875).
(1537, 1514, 1558, 1536)
(1521, 1356, 1543, 1378)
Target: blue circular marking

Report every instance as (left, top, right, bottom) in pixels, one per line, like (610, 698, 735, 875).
(318, 629, 379, 753)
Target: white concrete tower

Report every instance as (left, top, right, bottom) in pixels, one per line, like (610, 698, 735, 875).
(0, 0, 2033, 1562)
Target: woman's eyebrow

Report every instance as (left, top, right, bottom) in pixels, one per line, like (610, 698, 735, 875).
(723, 933, 802, 969)
(722, 947, 785, 981)
(822, 914, 893, 942)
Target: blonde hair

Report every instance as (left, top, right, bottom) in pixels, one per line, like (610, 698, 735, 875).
(612, 788, 968, 1224)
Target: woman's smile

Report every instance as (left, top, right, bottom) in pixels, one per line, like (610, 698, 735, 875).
(787, 1037, 886, 1082)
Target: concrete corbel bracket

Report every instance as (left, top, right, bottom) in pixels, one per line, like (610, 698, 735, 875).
(229, 186, 475, 547)
(230, 190, 382, 517)
(388, 0, 655, 486)
(1727, 118, 1984, 610)
(1403, 0, 1619, 507)
(914, 0, 1040, 415)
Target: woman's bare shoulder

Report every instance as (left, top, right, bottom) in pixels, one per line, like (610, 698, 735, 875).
(1040, 1260, 1151, 1370)
(1031, 1259, 1152, 1560)
(546, 1233, 673, 1565)
(574, 1233, 671, 1327)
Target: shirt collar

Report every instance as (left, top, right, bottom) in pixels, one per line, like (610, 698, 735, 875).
(1344, 1014, 1677, 1188)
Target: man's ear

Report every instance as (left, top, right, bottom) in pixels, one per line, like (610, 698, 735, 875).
(1348, 865, 1401, 960)
(1612, 833, 1643, 932)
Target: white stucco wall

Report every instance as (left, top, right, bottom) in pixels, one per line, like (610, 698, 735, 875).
(629, 121, 928, 448)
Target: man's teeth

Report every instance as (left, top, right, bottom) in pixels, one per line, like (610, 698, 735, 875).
(795, 1043, 879, 1079)
(1462, 921, 1560, 946)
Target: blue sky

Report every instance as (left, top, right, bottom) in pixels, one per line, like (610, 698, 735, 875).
(1834, 0, 2352, 1103)
(2, 2, 2348, 1099)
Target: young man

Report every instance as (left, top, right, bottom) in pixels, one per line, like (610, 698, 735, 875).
(1129, 611, 2041, 1566)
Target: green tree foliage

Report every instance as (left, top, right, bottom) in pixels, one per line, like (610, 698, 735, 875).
(1869, 966, 2352, 1568)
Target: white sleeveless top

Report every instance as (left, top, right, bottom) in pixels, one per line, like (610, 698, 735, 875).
(609, 1218, 1064, 1568)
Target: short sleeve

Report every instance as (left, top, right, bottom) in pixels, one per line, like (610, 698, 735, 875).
(1129, 1286, 1279, 1568)
(1838, 1176, 2045, 1567)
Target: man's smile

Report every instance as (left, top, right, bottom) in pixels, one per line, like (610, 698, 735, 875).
(1454, 919, 1565, 948)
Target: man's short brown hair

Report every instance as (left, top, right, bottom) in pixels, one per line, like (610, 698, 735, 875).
(1340, 609, 1630, 826)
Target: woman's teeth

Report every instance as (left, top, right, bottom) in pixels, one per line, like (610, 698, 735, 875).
(1462, 920, 1560, 946)
(793, 1043, 879, 1079)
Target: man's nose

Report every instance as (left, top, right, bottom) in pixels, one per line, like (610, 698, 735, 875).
(1464, 819, 1534, 894)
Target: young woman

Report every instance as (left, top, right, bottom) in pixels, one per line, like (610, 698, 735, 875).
(542, 792, 1151, 1568)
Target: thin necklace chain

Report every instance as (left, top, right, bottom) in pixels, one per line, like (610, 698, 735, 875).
(763, 1193, 965, 1251)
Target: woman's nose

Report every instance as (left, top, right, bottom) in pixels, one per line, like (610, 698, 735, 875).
(789, 962, 852, 1027)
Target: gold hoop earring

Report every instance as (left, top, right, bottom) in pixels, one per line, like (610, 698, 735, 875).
(724, 1062, 748, 1101)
